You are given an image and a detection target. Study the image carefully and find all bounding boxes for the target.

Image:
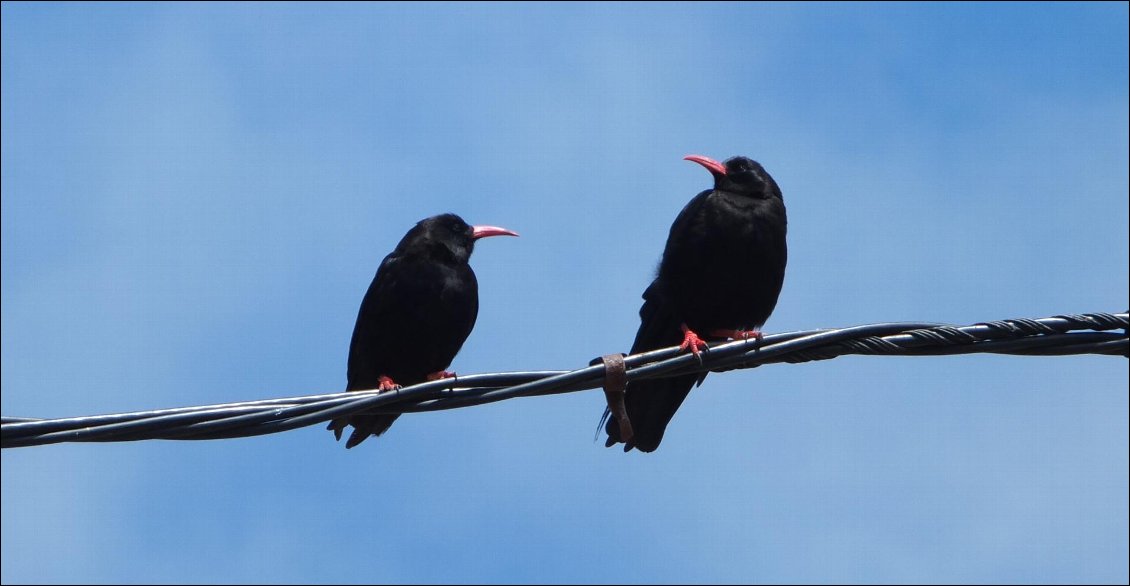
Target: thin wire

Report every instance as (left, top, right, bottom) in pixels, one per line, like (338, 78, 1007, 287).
(2, 311, 1125, 448)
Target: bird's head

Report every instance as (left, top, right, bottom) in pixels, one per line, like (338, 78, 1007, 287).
(684, 154, 781, 199)
(404, 213, 518, 264)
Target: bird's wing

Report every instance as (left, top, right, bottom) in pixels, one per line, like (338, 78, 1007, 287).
(345, 253, 404, 388)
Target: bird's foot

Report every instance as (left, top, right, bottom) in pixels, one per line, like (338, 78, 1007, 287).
(377, 375, 400, 392)
(710, 328, 763, 342)
(426, 370, 455, 381)
(678, 324, 709, 357)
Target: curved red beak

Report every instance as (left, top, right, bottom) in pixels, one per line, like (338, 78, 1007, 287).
(471, 225, 519, 240)
(683, 154, 727, 177)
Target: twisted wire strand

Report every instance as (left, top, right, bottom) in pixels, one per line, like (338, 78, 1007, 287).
(3, 311, 1126, 449)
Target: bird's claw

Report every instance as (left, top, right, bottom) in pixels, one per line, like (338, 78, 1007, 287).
(377, 375, 400, 392)
(712, 328, 763, 342)
(426, 370, 455, 381)
(678, 325, 709, 357)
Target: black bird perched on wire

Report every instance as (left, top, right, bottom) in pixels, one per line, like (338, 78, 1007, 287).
(329, 213, 518, 448)
(603, 154, 788, 452)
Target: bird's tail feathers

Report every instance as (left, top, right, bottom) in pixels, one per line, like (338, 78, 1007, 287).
(327, 413, 399, 449)
(618, 372, 700, 452)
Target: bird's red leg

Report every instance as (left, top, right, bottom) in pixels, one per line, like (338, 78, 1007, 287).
(426, 370, 455, 381)
(377, 375, 399, 392)
(710, 328, 763, 342)
(679, 323, 709, 356)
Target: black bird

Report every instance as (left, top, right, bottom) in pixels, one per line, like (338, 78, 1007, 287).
(329, 213, 518, 448)
(604, 155, 787, 452)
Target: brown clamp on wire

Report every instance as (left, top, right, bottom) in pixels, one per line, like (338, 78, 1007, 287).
(597, 353, 633, 444)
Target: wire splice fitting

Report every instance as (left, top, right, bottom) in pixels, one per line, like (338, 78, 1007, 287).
(597, 353, 632, 444)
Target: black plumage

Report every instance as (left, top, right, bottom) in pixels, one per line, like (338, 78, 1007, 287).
(605, 155, 788, 452)
(329, 213, 517, 448)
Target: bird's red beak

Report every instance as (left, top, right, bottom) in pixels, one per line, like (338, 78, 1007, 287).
(471, 225, 519, 240)
(683, 154, 727, 177)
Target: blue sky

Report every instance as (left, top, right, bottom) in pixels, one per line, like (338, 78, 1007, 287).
(2, 3, 1127, 584)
